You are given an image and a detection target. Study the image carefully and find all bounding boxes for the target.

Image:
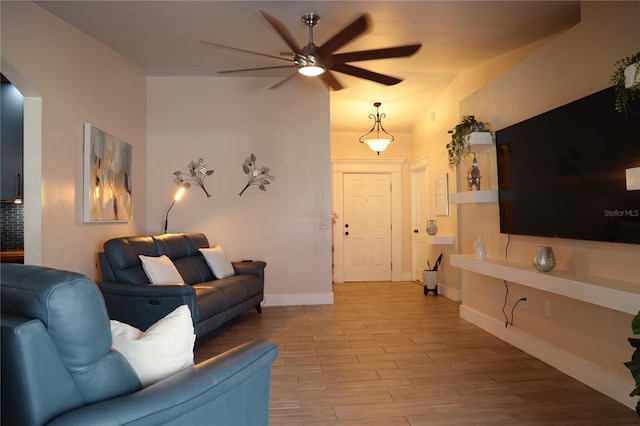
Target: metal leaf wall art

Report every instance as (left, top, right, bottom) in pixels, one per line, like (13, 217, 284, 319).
(173, 157, 214, 198)
(239, 153, 275, 196)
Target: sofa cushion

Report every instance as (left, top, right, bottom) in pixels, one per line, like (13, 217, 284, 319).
(215, 278, 250, 306)
(154, 233, 215, 284)
(191, 285, 227, 319)
(104, 236, 158, 284)
(199, 246, 235, 279)
(110, 305, 196, 387)
(139, 255, 185, 285)
(192, 275, 261, 316)
(233, 274, 264, 298)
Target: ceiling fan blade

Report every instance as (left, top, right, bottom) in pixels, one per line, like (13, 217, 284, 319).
(218, 65, 293, 74)
(331, 44, 422, 64)
(200, 41, 290, 62)
(260, 11, 301, 54)
(269, 72, 299, 90)
(319, 71, 344, 91)
(318, 13, 370, 56)
(331, 63, 403, 86)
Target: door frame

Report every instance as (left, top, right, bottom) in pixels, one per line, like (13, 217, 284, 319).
(409, 156, 430, 282)
(331, 159, 404, 283)
(2, 57, 43, 266)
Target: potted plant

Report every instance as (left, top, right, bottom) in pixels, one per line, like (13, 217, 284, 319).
(423, 253, 442, 296)
(611, 51, 640, 116)
(625, 310, 640, 416)
(446, 115, 492, 169)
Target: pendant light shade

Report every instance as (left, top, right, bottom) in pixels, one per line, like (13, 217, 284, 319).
(359, 102, 394, 155)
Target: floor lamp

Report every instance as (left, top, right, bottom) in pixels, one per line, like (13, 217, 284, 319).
(164, 187, 185, 234)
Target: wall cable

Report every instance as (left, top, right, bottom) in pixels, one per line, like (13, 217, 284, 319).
(501, 234, 525, 328)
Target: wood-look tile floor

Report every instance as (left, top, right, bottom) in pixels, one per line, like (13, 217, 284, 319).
(194, 281, 638, 425)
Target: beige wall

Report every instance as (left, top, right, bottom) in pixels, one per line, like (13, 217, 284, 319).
(1, 1, 147, 278)
(147, 76, 333, 304)
(411, 1, 639, 409)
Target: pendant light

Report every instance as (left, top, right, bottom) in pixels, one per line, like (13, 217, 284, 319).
(359, 102, 394, 155)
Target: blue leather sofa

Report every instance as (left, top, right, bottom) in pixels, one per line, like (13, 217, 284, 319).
(1, 264, 278, 426)
(97, 233, 265, 338)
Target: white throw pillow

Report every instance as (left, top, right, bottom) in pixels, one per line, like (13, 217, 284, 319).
(110, 305, 196, 386)
(139, 254, 184, 285)
(199, 246, 235, 279)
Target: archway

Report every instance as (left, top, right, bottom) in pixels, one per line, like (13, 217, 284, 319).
(1, 58, 43, 265)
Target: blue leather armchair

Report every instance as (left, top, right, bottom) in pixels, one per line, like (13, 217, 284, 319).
(1, 264, 278, 426)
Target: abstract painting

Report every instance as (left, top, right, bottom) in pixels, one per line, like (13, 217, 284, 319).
(84, 123, 132, 222)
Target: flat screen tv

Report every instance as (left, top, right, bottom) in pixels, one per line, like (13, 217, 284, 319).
(496, 86, 640, 245)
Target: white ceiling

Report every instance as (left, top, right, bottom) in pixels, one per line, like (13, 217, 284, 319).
(35, 1, 581, 132)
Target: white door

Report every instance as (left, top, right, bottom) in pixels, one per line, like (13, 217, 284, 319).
(343, 173, 391, 281)
(411, 165, 430, 282)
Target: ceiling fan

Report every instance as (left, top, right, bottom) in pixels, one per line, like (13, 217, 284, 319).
(200, 11, 421, 91)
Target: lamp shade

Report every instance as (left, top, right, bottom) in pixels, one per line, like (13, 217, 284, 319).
(174, 187, 185, 201)
(364, 139, 392, 153)
(164, 187, 186, 234)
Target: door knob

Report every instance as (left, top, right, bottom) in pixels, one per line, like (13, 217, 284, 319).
(344, 231, 349, 236)
(345, 224, 349, 228)
(414, 229, 418, 233)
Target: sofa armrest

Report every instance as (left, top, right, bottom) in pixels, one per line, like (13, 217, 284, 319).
(97, 281, 198, 331)
(232, 260, 266, 278)
(47, 340, 278, 426)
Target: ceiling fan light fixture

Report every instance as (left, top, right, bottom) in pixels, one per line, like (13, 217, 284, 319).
(295, 46, 325, 76)
(359, 102, 394, 155)
(298, 64, 325, 76)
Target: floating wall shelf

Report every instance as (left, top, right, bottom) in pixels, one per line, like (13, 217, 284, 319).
(450, 190, 498, 204)
(468, 132, 493, 146)
(450, 254, 639, 315)
(427, 235, 455, 245)
(625, 63, 639, 88)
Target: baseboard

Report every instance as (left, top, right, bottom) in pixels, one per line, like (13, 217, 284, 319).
(413, 280, 462, 302)
(413, 281, 462, 302)
(264, 292, 334, 306)
(439, 284, 461, 301)
(459, 304, 635, 411)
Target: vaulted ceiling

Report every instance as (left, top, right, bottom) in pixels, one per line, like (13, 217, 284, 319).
(35, 1, 581, 132)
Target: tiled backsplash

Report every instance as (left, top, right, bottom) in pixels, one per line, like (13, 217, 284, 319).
(1, 202, 24, 250)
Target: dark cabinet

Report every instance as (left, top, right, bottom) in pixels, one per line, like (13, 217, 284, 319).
(1, 78, 24, 202)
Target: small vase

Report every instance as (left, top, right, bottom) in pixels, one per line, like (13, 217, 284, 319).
(532, 246, 556, 272)
(426, 220, 438, 235)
